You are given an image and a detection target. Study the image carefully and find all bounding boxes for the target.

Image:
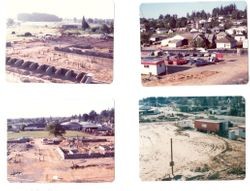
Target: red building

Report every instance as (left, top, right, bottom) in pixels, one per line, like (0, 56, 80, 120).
(194, 119, 228, 134)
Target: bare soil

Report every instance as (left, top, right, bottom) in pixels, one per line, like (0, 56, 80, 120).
(7, 136, 114, 183)
(142, 54, 248, 86)
(140, 122, 245, 181)
(6, 26, 113, 83)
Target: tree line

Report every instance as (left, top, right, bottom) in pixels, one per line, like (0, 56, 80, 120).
(17, 13, 62, 22)
(82, 16, 114, 34)
(140, 97, 245, 117)
(141, 3, 247, 31)
(71, 108, 115, 124)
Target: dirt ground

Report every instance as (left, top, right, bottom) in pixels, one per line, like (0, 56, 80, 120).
(7, 136, 114, 183)
(142, 54, 248, 86)
(6, 25, 113, 83)
(140, 122, 245, 181)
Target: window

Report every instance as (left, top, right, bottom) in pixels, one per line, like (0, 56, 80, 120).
(201, 123, 207, 128)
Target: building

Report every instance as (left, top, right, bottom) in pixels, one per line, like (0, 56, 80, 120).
(205, 33, 216, 48)
(139, 107, 160, 115)
(156, 28, 167, 34)
(141, 58, 166, 75)
(61, 24, 81, 30)
(161, 35, 188, 47)
(194, 119, 228, 134)
(176, 120, 194, 129)
(168, 39, 183, 48)
(243, 39, 248, 48)
(60, 121, 82, 130)
(79, 122, 102, 132)
(234, 35, 246, 42)
(216, 32, 228, 40)
(216, 37, 237, 49)
(228, 125, 245, 140)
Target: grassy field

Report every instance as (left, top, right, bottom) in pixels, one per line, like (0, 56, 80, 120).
(7, 130, 92, 140)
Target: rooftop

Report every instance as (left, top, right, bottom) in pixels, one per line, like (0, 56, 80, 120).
(141, 58, 165, 65)
(195, 119, 227, 123)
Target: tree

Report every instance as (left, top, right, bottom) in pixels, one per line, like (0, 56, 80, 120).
(159, 14, 164, 20)
(88, 110, 98, 121)
(46, 122, 65, 137)
(100, 24, 110, 33)
(82, 16, 90, 30)
(141, 32, 151, 44)
(20, 124, 26, 131)
(109, 21, 114, 33)
(82, 113, 89, 121)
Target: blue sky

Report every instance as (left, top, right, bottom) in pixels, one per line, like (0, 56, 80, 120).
(140, 1, 247, 18)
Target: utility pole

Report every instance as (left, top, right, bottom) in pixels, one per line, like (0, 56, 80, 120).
(169, 138, 174, 177)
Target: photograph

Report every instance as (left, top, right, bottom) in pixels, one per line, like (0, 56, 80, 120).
(140, 1, 248, 86)
(7, 100, 115, 183)
(139, 96, 245, 180)
(6, 0, 114, 84)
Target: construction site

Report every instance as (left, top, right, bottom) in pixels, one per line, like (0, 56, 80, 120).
(139, 97, 245, 181)
(6, 25, 113, 83)
(7, 135, 114, 182)
(140, 122, 245, 181)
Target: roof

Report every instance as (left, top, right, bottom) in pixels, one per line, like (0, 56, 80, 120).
(79, 122, 101, 128)
(169, 39, 182, 43)
(141, 58, 165, 65)
(216, 37, 236, 43)
(195, 119, 227, 124)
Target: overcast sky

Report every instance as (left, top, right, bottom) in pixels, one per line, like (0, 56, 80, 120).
(7, 0, 114, 19)
(6, 98, 114, 118)
(140, 1, 247, 18)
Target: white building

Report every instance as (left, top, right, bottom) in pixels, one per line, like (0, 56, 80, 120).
(234, 35, 246, 42)
(168, 39, 183, 48)
(141, 59, 166, 75)
(161, 35, 185, 47)
(156, 28, 167, 34)
(243, 39, 248, 48)
(216, 37, 237, 49)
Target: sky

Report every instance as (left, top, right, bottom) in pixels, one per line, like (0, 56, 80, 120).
(7, 0, 114, 19)
(140, 1, 247, 18)
(6, 98, 114, 118)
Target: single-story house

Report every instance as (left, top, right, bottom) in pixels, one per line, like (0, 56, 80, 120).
(60, 121, 82, 130)
(79, 122, 102, 132)
(216, 32, 228, 40)
(216, 37, 237, 49)
(234, 35, 246, 42)
(161, 35, 188, 47)
(168, 39, 183, 48)
(141, 58, 166, 75)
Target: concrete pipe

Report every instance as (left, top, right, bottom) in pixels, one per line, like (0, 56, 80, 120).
(14, 59, 24, 67)
(29, 63, 39, 71)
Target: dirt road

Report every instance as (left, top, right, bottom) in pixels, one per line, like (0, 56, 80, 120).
(142, 54, 248, 86)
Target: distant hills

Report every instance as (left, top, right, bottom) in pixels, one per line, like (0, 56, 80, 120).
(17, 12, 62, 22)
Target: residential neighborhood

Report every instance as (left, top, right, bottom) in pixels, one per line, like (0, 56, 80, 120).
(140, 2, 248, 86)
(139, 96, 245, 181)
(7, 108, 114, 182)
